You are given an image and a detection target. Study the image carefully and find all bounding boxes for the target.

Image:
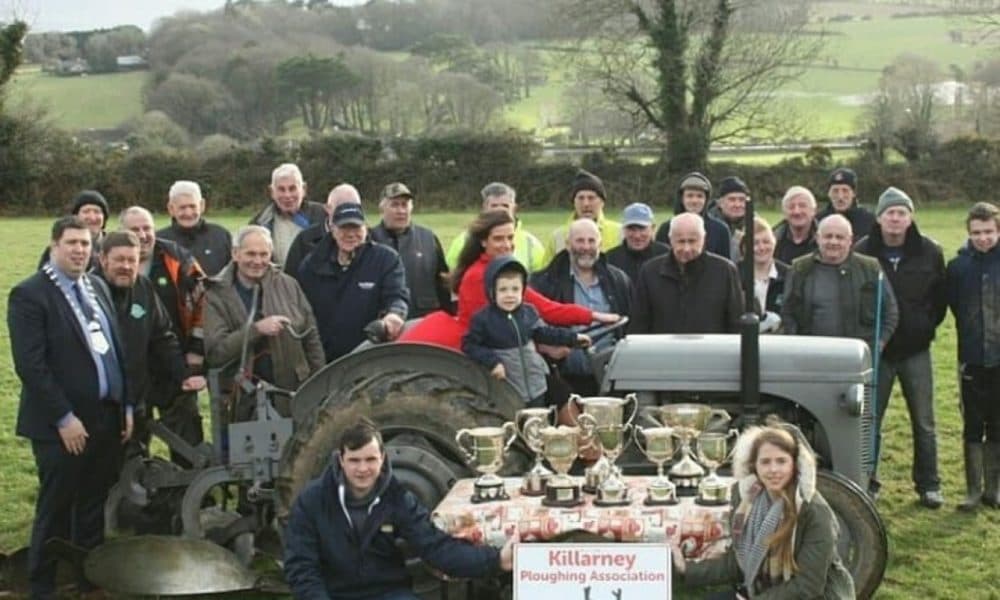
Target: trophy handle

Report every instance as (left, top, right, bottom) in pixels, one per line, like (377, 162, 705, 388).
(519, 415, 545, 443)
(640, 406, 662, 427)
(569, 393, 583, 413)
(621, 423, 634, 450)
(502, 421, 518, 451)
(725, 428, 740, 463)
(546, 404, 557, 425)
(622, 393, 639, 426)
(709, 408, 732, 427)
(454, 429, 474, 461)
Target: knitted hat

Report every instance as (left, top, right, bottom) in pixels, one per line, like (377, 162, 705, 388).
(828, 167, 857, 190)
(677, 172, 712, 196)
(71, 190, 110, 223)
(570, 169, 606, 201)
(718, 176, 749, 197)
(876, 186, 914, 216)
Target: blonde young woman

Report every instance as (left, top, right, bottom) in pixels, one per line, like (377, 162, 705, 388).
(672, 425, 855, 599)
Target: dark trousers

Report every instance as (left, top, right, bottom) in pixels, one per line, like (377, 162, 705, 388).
(151, 389, 203, 467)
(29, 409, 122, 599)
(960, 364, 1000, 443)
(874, 350, 941, 493)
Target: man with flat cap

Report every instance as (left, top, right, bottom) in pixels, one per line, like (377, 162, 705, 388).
(369, 182, 451, 318)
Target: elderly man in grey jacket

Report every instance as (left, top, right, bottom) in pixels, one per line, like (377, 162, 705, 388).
(204, 225, 325, 419)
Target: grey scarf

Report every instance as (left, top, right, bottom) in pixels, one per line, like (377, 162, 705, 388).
(735, 491, 784, 597)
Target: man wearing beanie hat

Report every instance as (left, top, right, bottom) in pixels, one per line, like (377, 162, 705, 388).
(855, 186, 946, 508)
(655, 172, 731, 258)
(546, 169, 621, 258)
(37, 190, 110, 271)
(708, 175, 751, 260)
(818, 167, 876, 242)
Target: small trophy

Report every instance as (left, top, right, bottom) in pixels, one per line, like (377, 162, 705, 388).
(646, 404, 731, 495)
(571, 394, 638, 502)
(634, 425, 679, 505)
(696, 430, 738, 506)
(539, 424, 591, 507)
(514, 406, 557, 496)
(455, 423, 517, 503)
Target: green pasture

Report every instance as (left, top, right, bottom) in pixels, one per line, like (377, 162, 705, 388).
(8, 13, 993, 146)
(0, 206, 998, 598)
(6, 67, 145, 131)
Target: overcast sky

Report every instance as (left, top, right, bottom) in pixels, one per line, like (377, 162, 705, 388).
(3, 0, 365, 32)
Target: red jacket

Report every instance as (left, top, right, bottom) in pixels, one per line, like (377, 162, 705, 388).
(400, 253, 593, 350)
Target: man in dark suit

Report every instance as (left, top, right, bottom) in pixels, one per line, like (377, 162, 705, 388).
(8, 216, 133, 599)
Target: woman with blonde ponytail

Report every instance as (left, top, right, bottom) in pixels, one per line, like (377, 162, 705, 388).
(672, 423, 855, 599)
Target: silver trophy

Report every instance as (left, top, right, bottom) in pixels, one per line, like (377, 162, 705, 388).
(634, 425, 679, 505)
(514, 406, 557, 496)
(645, 404, 731, 495)
(696, 430, 738, 505)
(539, 424, 592, 507)
(455, 423, 517, 503)
(572, 394, 638, 506)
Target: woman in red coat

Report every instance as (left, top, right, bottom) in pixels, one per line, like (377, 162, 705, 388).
(400, 210, 619, 350)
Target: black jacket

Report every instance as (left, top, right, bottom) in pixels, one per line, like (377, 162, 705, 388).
(630, 251, 744, 334)
(370, 222, 452, 318)
(738, 259, 789, 316)
(818, 203, 876, 242)
(9, 270, 131, 441)
(284, 456, 500, 599)
(530, 250, 633, 324)
(294, 237, 409, 362)
(773, 219, 818, 266)
(855, 223, 947, 360)
(284, 221, 327, 279)
(100, 272, 189, 414)
(606, 240, 670, 284)
(157, 219, 233, 277)
(946, 241, 1000, 367)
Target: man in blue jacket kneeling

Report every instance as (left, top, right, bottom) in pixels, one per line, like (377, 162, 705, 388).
(284, 418, 515, 599)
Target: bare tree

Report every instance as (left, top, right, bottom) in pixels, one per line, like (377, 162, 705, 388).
(862, 53, 942, 163)
(559, 0, 823, 171)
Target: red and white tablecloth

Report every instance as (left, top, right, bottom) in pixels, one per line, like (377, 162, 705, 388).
(432, 477, 731, 560)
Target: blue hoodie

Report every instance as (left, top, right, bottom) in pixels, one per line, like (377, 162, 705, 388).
(284, 452, 500, 599)
(462, 256, 579, 402)
(946, 240, 1000, 367)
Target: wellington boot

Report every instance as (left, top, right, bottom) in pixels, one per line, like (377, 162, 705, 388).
(982, 443, 1000, 508)
(958, 443, 984, 512)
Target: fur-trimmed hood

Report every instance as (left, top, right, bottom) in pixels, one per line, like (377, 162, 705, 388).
(732, 424, 817, 509)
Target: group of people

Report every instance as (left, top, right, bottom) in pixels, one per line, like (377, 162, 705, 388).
(8, 159, 999, 599)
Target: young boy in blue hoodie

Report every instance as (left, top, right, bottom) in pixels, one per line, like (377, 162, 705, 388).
(463, 256, 590, 406)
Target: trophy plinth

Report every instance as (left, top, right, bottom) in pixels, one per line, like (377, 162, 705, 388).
(572, 394, 637, 498)
(696, 430, 738, 506)
(644, 404, 731, 495)
(634, 425, 679, 506)
(514, 407, 557, 496)
(455, 423, 517, 504)
(538, 425, 587, 508)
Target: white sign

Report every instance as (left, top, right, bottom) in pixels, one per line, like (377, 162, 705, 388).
(514, 543, 671, 599)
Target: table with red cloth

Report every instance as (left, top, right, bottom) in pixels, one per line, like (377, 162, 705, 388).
(432, 477, 732, 561)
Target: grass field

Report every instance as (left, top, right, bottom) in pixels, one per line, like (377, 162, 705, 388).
(0, 206, 998, 598)
(7, 12, 993, 145)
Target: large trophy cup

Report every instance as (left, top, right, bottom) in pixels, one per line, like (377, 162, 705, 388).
(633, 425, 679, 505)
(646, 404, 731, 495)
(696, 430, 738, 505)
(455, 423, 517, 503)
(514, 406, 557, 496)
(538, 423, 592, 507)
(572, 394, 638, 506)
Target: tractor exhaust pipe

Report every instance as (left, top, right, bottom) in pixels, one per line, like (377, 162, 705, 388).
(739, 196, 761, 426)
